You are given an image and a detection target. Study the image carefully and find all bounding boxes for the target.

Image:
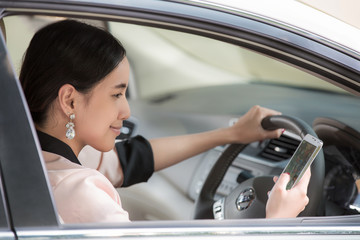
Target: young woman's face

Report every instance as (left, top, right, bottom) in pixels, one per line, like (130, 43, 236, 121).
(75, 57, 130, 152)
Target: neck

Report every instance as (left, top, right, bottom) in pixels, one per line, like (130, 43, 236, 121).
(36, 125, 84, 157)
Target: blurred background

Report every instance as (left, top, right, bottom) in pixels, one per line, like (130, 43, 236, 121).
(299, 0, 360, 29)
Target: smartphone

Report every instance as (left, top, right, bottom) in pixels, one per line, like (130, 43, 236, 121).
(282, 134, 323, 190)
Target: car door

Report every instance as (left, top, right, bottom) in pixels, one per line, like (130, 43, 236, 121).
(1, 1, 360, 239)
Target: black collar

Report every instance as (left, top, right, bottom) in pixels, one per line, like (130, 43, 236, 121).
(37, 130, 81, 165)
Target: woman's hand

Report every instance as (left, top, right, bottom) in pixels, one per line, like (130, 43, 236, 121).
(229, 105, 283, 144)
(265, 169, 311, 218)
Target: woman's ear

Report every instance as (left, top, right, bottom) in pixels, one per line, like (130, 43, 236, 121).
(58, 84, 77, 115)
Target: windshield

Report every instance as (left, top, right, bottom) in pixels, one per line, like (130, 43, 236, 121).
(108, 22, 348, 99)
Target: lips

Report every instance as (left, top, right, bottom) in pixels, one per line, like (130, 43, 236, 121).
(110, 126, 122, 135)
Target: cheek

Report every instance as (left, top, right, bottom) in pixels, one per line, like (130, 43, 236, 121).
(78, 101, 120, 134)
(84, 115, 117, 151)
(80, 109, 109, 130)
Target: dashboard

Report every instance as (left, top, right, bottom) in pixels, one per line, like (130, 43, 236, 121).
(188, 131, 301, 201)
(187, 124, 360, 217)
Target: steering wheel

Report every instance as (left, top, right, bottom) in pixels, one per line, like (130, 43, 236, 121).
(194, 115, 325, 219)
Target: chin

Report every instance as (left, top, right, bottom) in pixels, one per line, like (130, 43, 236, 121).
(103, 144, 115, 152)
(94, 142, 116, 153)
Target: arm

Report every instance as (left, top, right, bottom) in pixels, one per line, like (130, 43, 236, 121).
(151, 105, 283, 171)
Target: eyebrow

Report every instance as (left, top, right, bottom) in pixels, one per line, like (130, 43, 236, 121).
(114, 83, 127, 89)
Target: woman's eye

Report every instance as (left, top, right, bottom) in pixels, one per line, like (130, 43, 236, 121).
(113, 93, 123, 98)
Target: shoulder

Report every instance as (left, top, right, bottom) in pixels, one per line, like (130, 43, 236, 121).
(43, 152, 129, 223)
(52, 166, 119, 202)
(43, 151, 115, 193)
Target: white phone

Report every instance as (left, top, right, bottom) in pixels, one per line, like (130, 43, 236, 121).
(282, 134, 323, 190)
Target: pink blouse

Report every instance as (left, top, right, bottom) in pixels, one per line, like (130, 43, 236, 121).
(43, 147, 130, 224)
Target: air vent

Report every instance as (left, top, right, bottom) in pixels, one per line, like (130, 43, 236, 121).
(260, 135, 300, 161)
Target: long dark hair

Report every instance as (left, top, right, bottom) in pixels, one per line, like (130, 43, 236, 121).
(20, 20, 126, 125)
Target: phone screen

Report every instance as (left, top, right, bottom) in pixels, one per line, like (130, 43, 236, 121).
(283, 139, 319, 190)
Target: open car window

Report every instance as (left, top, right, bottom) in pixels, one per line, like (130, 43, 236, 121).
(5, 13, 360, 221)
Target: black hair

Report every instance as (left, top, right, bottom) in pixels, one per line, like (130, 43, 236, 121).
(20, 19, 126, 125)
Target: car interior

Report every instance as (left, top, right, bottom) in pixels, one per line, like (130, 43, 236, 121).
(3, 14, 360, 223)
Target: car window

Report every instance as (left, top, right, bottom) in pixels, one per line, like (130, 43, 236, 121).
(5, 13, 360, 216)
(3, 13, 360, 228)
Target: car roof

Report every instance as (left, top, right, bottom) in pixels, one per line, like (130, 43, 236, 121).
(194, 0, 360, 57)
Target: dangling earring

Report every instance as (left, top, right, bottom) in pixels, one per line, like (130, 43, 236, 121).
(65, 113, 75, 140)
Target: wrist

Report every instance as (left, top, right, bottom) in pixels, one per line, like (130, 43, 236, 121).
(219, 126, 238, 144)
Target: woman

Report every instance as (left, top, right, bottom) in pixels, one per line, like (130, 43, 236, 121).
(20, 20, 310, 223)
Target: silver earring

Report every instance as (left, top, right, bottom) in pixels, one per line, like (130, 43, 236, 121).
(65, 113, 75, 140)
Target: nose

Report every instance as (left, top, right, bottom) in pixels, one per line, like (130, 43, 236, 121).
(119, 97, 131, 120)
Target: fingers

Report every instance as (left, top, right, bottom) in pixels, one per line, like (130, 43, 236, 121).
(294, 169, 311, 192)
(273, 176, 279, 183)
(268, 128, 284, 139)
(275, 172, 290, 189)
(252, 105, 281, 115)
(249, 105, 283, 139)
(251, 105, 282, 121)
(262, 107, 282, 118)
(267, 170, 310, 218)
(234, 105, 283, 143)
